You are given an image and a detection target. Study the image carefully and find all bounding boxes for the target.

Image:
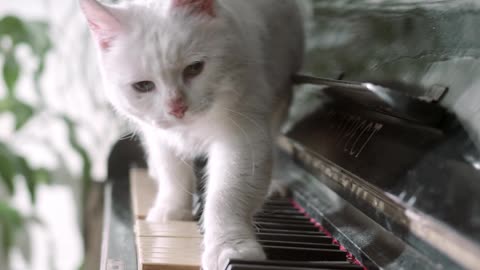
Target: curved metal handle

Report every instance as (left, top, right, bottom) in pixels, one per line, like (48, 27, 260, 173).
(292, 74, 448, 103)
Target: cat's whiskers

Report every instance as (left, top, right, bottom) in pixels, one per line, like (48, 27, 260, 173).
(118, 125, 141, 140)
(118, 132, 136, 141)
(252, 222, 261, 233)
(168, 157, 196, 197)
(223, 107, 269, 140)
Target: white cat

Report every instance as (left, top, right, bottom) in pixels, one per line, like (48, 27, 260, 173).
(79, 0, 304, 269)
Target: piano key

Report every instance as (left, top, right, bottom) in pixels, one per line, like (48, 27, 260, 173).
(259, 240, 339, 249)
(255, 222, 319, 232)
(256, 228, 327, 236)
(130, 169, 157, 219)
(138, 237, 202, 248)
(137, 236, 201, 270)
(255, 214, 311, 220)
(141, 251, 201, 258)
(263, 201, 295, 207)
(261, 205, 299, 210)
(254, 217, 314, 225)
(257, 209, 306, 216)
(141, 259, 199, 270)
(226, 265, 332, 270)
(225, 260, 364, 270)
(257, 233, 333, 244)
(260, 207, 302, 213)
(136, 221, 202, 238)
(264, 246, 348, 261)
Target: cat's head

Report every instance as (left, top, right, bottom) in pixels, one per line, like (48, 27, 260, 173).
(80, 0, 245, 129)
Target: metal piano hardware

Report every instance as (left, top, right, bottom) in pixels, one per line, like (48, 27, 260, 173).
(292, 74, 449, 127)
(292, 74, 449, 104)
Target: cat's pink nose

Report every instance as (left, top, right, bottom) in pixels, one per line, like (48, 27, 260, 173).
(168, 97, 188, 119)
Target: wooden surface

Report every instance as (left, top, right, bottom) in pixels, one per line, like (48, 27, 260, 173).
(130, 168, 202, 270)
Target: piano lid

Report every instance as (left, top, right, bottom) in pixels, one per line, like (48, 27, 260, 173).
(300, 0, 480, 146)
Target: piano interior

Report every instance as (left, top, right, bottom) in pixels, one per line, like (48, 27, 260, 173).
(101, 1, 480, 270)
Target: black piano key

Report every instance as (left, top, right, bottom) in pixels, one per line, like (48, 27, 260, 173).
(255, 214, 311, 220)
(264, 246, 348, 261)
(226, 265, 334, 270)
(259, 240, 339, 249)
(257, 233, 333, 244)
(260, 208, 303, 216)
(261, 205, 300, 212)
(263, 201, 294, 207)
(255, 222, 319, 232)
(254, 217, 314, 225)
(257, 209, 306, 216)
(256, 228, 327, 236)
(226, 260, 364, 270)
(265, 198, 292, 203)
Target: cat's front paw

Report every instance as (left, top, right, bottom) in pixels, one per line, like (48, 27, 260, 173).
(202, 239, 266, 270)
(146, 206, 193, 222)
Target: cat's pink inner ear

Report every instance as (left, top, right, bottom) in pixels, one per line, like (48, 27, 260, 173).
(172, 0, 215, 16)
(80, 0, 122, 50)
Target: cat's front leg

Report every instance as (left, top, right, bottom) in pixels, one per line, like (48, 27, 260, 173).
(145, 140, 195, 222)
(202, 132, 272, 270)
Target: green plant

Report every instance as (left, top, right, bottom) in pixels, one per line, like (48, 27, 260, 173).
(0, 14, 93, 268)
(0, 15, 52, 265)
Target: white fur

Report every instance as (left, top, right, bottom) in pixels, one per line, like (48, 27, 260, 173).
(80, 0, 304, 268)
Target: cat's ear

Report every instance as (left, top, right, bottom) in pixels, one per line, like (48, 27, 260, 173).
(172, 0, 216, 16)
(79, 0, 123, 50)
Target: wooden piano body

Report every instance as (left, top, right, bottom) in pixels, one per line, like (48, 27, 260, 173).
(100, 1, 480, 270)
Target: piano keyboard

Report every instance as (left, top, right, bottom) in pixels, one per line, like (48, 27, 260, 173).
(130, 169, 366, 270)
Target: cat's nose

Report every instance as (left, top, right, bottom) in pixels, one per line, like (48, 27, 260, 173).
(168, 97, 188, 119)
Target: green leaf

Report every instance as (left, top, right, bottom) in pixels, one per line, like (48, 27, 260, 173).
(24, 21, 51, 58)
(62, 117, 92, 193)
(11, 100, 34, 130)
(0, 16, 29, 45)
(33, 60, 46, 99)
(2, 50, 20, 96)
(16, 158, 35, 202)
(0, 201, 24, 260)
(0, 98, 35, 130)
(0, 98, 9, 112)
(0, 16, 52, 102)
(33, 169, 50, 185)
(0, 143, 50, 201)
(0, 144, 17, 195)
(16, 162, 51, 203)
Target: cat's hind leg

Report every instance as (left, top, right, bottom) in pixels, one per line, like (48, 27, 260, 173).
(267, 86, 294, 199)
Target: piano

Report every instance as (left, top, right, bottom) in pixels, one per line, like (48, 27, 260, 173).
(99, 1, 480, 270)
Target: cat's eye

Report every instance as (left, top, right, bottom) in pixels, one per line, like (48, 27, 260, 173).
(132, 81, 156, 93)
(183, 61, 205, 80)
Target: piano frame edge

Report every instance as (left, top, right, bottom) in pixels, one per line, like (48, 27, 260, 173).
(100, 182, 112, 270)
(277, 135, 480, 270)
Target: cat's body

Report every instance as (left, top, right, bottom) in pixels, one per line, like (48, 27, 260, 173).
(80, 0, 304, 269)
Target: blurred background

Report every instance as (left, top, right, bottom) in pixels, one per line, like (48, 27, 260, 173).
(1, 0, 479, 270)
(1, 1, 122, 270)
